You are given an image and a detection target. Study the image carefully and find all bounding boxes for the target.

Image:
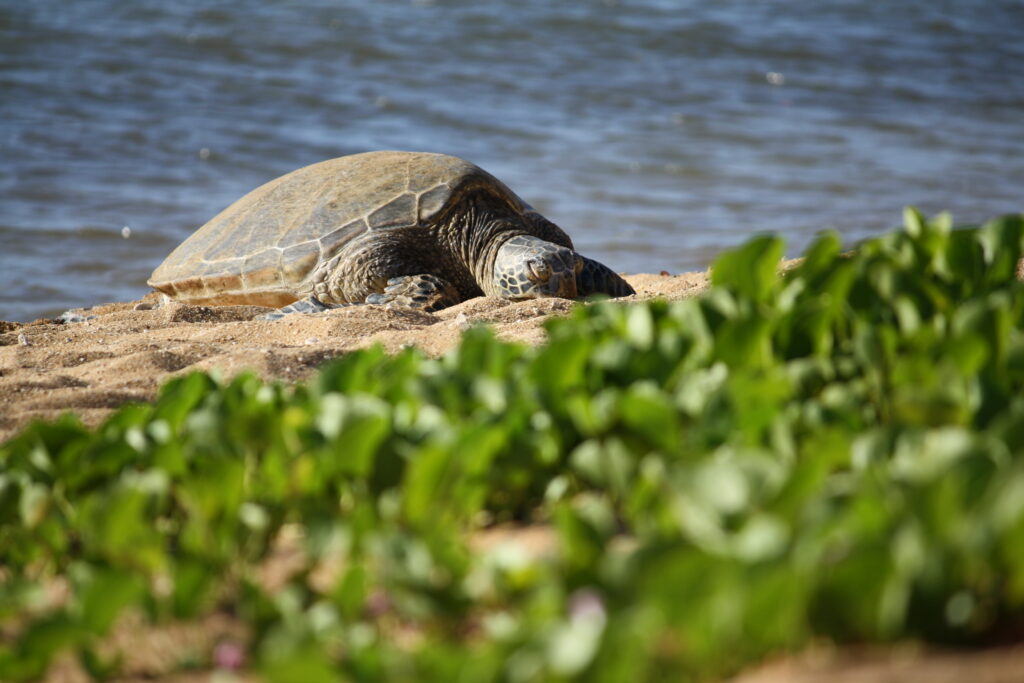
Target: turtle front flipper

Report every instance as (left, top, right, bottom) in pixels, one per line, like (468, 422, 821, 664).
(262, 295, 352, 320)
(577, 256, 635, 298)
(366, 274, 463, 312)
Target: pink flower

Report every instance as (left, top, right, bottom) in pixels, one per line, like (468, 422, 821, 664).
(213, 641, 246, 670)
(568, 588, 607, 626)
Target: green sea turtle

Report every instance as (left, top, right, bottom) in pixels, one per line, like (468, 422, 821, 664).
(148, 151, 634, 317)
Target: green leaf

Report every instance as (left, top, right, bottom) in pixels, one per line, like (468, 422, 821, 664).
(619, 381, 680, 452)
(77, 568, 145, 634)
(261, 643, 338, 683)
(903, 206, 927, 238)
(711, 234, 785, 302)
(316, 393, 390, 478)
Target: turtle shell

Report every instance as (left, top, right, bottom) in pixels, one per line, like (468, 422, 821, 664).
(148, 151, 531, 306)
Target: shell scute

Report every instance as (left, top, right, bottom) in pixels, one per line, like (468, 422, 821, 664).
(417, 184, 453, 223)
(367, 192, 417, 231)
(318, 219, 367, 257)
(278, 203, 348, 248)
(192, 214, 252, 263)
(241, 249, 284, 290)
(281, 242, 320, 283)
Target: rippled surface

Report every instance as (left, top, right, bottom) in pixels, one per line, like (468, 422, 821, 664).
(3, 0, 1023, 321)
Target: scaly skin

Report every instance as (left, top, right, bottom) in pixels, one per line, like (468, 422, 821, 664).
(577, 256, 635, 298)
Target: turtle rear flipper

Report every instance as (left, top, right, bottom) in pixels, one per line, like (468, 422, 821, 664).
(262, 295, 352, 320)
(366, 274, 462, 312)
(577, 256, 635, 298)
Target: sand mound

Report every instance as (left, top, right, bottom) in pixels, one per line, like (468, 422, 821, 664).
(0, 272, 709, 441)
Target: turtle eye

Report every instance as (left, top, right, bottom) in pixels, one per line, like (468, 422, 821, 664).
(527, 259, 551, 281)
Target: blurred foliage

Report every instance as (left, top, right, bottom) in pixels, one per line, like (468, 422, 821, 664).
(3, 210, 1024, 681)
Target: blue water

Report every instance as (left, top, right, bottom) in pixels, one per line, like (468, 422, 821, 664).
(2, 0, 1023, 321)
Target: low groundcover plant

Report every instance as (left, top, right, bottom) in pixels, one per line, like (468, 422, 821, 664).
(2, 209, 1023, 681)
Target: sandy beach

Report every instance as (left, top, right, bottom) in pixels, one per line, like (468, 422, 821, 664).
(0, 272, 707, 442)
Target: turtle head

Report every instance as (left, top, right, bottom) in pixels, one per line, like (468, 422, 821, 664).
(492, 235, 582, 300)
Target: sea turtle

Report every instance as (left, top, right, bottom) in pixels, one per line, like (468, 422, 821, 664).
(148, 151, 634, 317)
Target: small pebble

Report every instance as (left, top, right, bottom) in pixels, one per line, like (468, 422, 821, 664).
(152, 574, 173, 598)
(18, 333, 30, 346)
(134, 302, 154, 311)
(59, 310, 97, 324)
(305, 337, 320, 344)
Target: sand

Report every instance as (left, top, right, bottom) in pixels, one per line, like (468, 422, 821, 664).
(0, 272, 709, 442)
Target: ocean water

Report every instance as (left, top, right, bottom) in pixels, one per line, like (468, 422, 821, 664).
(2, 0, 1023, 321)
